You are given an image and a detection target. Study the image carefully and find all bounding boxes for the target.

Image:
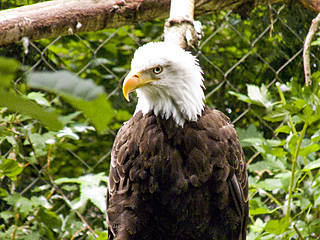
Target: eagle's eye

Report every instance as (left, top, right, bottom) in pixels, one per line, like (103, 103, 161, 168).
(153, 66, 163, 74)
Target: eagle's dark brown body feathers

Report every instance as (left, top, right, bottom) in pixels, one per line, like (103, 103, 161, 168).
(107, 107, 248, 240)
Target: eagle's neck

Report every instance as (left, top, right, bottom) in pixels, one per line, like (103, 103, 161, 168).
(135, 69, 205, 127)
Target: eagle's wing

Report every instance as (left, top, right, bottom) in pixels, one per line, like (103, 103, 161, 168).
(107, 115, 137, 240)
(107, 112, 155, 240)
(214, 110, 249, 240)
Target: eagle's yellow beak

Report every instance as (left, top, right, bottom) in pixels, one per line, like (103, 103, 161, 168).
(122, 71, 154, 102)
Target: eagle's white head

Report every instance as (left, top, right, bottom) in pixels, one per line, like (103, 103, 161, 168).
(123, 42, 205, 126)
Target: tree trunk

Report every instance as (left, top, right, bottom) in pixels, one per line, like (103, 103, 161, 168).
(0, 0, 318, 46)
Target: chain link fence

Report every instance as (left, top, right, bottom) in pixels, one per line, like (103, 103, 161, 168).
(3, 3, 320, 239)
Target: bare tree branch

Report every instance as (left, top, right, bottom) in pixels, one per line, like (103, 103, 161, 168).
(303, 12, 320, 86)
(0, 0, 171, 46)
(0, 0, 319, 46)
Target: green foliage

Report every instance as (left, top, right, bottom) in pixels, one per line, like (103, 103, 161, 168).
(0, 57, 20, 87)
(55, 173, 108, 212)
(230, 84, 273, 109)
(27, 71, 115, 133)
(0, 157, 23, 180)
(1, 1, 320, 239)
(232, 72, 320, 239)
(27, 71, 105, 101)
(0, 88, 63, 131)
(0, 57, 112, 238)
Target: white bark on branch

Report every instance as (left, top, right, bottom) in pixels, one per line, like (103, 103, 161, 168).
(303, 13, 320, 86)
(164, 0, 197, 49)
(0, 0, 318, 46)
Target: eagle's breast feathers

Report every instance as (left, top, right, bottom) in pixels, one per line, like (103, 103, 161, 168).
(107, 107, 248, 240)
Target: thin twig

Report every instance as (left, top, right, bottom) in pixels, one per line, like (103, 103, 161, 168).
(293, 224, 304, 240)
(286, 122, 308, 218)
(264, 191, 283, 207)
(303, 13, 320, 86)
(246, 151, 260, 166)
(268, 1, 274, 37)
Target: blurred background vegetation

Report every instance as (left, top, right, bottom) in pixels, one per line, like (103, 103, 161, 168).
(1, 0, 320, 239)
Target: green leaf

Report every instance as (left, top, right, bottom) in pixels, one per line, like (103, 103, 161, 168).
(55, 173, 107, 212)
(0, 158, 24, 180)
(303, 159, 320, 171)
(249, 207, 276, 215)
(58, 111, 82, 125)
(248, 159, 285, 173)
(302, 105, 315, 123)
(92, 231, 108, 240)
(276, 172, 291, 190)
(299, 197, 311, 211)
(61, 185, 78, 192)
(0, 89, 63, 131)
(236, 124, 263, 147)
(256, 178, 282, 191)
(288, 134, 299, 154)
(27, 70, 104, 101)
(27, 71, 114, 133)
(285, 99, 306, 113)
(249, 218, 266, 234)
(315, 194, 320, 208)
(0, 211, 14, 223)
(311, 37, 320, 46)
(37, 207, 62, 229)
(271, 147, 287, 157)
(263, 108, 289, 122)
(0, 187, 8, 198)
(241, 138, 266, 152)
(265, 217, 289, 235)
(299, 144, 320, 157)
(79, 184, 107, 212)
(275, 125, 291, 134)
(27, 92, 51, 106)
(115, 109, 132, 121)
(311, 129, 320, 142)
(247, 84, 272, 109)
(28, 133, 49, 156)
(4, 194, 36, 218)
(64, 94, 114, 133)
(62, 213, 85, 238)
(0, 57, 20, 87)
(309, 111, 320, 125)
(228, 91, 251, 104)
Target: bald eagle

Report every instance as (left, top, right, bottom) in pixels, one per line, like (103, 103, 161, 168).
(107, 42, 248, 240)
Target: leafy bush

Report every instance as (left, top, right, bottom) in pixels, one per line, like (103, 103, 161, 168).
(232, 72, 320, 239)
(1, 1, 320, 239)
